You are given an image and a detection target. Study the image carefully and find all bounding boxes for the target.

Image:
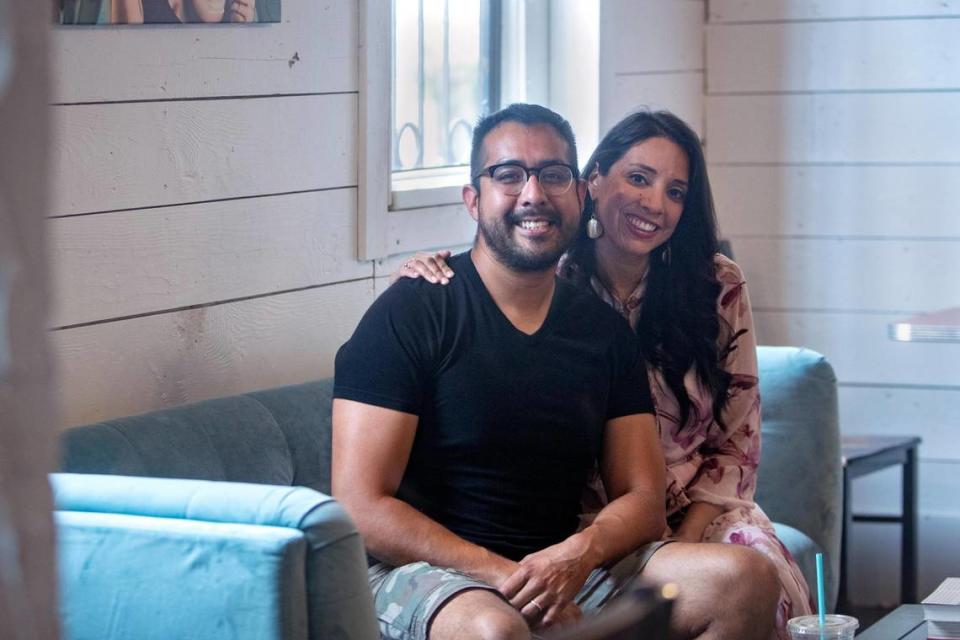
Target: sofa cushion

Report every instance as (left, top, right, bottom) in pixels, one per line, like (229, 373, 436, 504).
(246, 380, 333, 493)
(61, 395, 295, 486)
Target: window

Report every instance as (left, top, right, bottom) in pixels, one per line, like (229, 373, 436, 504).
(359, 0, 598, 260)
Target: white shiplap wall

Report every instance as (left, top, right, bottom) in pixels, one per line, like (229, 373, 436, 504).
(707, 0, 960, 605)
(48, 1, 382, 428)
(599, 0, 705, 137)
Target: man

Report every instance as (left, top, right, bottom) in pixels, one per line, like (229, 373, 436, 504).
(333, 104, 777, 640)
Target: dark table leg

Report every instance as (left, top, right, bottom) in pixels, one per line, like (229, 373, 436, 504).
(902, 446, 918, 603)
(839, 468, 852, 612)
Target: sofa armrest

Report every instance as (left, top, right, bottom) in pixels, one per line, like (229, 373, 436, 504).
(52, 473, 378, 640)
(755, 347, 842, 611)
(58, 510, 309, 640)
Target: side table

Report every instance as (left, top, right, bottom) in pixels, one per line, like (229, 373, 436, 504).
(839, 435, 922, 612)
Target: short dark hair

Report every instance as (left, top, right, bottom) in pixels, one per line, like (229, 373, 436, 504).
(470, 103, 579, 190)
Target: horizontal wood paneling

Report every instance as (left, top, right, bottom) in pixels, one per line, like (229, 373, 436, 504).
(599, 0, 704, 147)
(52, 280, 374, 428)
(388, 205, 477, 256)
(603, 0, 704, 73)
(709, 0, 960, 23)
(707, 93, 960, 164)
(712, 165, 960, 238)
(602, 72, 704, 136)
(708, 20, 960, 93)
(50, 189, 370, 327)
(848, 460, 960, 518)
(839, 386, 960, 460)
(733, 238, 960, 312)
(753, 310, 960, 387)
(50, 93, 357, 216)
(52, 0, 357, 103)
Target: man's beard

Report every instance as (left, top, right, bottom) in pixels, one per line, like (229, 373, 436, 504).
(477, 204, 576, 272)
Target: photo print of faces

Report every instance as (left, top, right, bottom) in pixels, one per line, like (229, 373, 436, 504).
(60, 0, 281, 24)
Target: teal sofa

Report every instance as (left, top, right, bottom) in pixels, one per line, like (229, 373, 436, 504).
(55, 383, 379, 640)
(55, 346, 841, 639)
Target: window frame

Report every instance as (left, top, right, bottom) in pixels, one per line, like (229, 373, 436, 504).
(358, 0, 598, 261)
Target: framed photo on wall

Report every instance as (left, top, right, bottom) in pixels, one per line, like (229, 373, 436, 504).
(60, 0, 281, 24)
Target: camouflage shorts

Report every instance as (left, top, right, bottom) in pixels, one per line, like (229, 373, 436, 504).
(367, 540, 671, 640)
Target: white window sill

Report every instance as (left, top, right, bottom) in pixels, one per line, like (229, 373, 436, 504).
(391, 165, 469, 211)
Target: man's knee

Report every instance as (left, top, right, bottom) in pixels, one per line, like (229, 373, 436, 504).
(429, 590, 529, 640)
(470, 608, 529, 640)
(708, 545, 779, 607)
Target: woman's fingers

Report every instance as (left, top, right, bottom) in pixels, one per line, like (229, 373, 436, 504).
(411, 251, 454, 284)
(389, 250, 456, 285)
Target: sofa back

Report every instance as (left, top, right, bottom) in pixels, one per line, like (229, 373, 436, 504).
(61, 379, 335, 494)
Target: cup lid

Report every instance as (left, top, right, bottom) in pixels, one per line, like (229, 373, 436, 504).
(787, 614, 859, 632)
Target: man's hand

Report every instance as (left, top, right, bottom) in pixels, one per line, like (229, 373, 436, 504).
(497, 535, 595, 629)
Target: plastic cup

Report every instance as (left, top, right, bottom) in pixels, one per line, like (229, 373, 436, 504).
(787, 614, 859, 639)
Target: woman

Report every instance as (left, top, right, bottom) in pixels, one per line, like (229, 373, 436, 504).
(395, 110, 813, 638)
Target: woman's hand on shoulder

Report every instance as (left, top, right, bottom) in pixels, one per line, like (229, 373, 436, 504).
(390, 250, 455, 285)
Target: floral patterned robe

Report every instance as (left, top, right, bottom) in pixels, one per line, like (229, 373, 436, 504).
(584, 254, 813, 639)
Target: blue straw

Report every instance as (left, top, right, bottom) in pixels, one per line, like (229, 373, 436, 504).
(816, 552, 827, 629)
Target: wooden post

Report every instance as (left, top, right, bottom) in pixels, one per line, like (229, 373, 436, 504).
(0, 1, 59, 638)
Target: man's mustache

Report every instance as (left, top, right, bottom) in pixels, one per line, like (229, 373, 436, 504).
(505, 206, 562, 226)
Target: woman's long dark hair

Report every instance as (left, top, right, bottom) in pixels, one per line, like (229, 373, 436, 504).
(561, 110, 735, 433)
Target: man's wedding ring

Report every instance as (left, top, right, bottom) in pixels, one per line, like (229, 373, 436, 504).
(529, 600, 544, 615)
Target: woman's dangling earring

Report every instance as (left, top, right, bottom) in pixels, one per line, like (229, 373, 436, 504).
(661, 242, 672, 266)
(587, 214, 604, 239)
(587, 169, 603, 239)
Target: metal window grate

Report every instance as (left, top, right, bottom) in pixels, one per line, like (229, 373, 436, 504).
(392, 0, 499, 172)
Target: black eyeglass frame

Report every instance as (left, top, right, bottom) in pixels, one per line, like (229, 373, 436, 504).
(471, 161, 579, 195)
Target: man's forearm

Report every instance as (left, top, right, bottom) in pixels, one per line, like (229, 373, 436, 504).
(345, 494, 517, 586)
(570, 487, 666, 568)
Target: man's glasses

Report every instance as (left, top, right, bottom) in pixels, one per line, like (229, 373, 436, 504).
(473, 162, 577, 196)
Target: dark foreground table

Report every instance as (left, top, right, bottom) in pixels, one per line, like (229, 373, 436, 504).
(857, 603, 960, 639)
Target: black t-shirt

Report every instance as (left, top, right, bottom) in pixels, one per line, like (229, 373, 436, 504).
(334, 251, 653, 560)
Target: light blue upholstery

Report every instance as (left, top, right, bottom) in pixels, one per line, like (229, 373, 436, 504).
(56, 380, 377, 640)
(756, 346, 842, 611)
